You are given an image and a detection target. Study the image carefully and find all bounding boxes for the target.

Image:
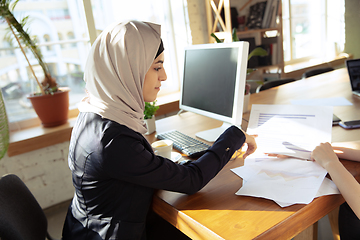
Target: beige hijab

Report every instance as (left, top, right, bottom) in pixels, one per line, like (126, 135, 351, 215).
(78, 21, 162, 134)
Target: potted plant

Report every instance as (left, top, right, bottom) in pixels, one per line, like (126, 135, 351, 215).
(0, 0, 69, 127)
(144, 101, 159, 135)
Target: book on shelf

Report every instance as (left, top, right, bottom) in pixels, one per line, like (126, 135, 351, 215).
(261, 0, 280, 29)
(246, 1, 267, 29)
(270, 0, 280, 28)
(262, 0, 273, 28)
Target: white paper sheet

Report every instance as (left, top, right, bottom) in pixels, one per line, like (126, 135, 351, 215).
(276, 178, 340, 207)
(246, 104, 333, 160)
(232, 158, 327, 206)
(231, 104, 335, 207)
(231, 170, 340, 208)
(273, 177, 340, 207)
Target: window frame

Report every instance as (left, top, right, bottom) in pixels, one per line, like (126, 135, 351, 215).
(282, 0, 345, 66)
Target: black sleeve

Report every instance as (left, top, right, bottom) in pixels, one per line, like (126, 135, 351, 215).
(103, 126, 245, 195)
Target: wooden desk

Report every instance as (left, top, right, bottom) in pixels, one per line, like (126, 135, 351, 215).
(145, 68, 360, 240)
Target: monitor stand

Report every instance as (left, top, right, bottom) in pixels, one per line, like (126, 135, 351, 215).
(195, 122, 233, 142)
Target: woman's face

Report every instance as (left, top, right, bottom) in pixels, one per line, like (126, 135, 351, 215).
(143, 52, 167, 102)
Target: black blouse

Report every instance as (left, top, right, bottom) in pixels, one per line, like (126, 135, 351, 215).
(62, 112, 246, 240)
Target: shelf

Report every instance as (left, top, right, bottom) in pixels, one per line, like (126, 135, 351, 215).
(236, 27, 281, 35)
(206, 0, 284, 79)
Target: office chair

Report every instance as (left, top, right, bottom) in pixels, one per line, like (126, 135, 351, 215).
(302, 67, 334, 79)
(256, 78, 296, 93)
(0, 174, 59, 240)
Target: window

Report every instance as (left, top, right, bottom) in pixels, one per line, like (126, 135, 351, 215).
(0, 0, 190, 125)
(43, 34, 52, 51)
(66, 32, 76, 48)
(57, 32, 65, 48)
(89, 0, 191, 96)
(1, 40, 14, 56)
(0, 0, 90, 124)
(282, 0, 345, 66)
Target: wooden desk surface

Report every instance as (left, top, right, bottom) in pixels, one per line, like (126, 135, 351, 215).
(146, 68, 360, 240)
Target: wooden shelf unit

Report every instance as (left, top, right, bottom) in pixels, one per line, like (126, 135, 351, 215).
(205, 0, 284, 79)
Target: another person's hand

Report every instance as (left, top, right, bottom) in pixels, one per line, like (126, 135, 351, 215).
(311, 142, 340, 170)
(242, 131, 257, 159)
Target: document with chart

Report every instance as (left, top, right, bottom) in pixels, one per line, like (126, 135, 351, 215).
(246, 104, 333, 160)
(232, 104, 338, 207)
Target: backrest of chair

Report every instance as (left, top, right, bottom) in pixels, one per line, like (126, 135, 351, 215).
(257, 78, 296, 92)
(302, 67, 334, 78)
(0, 174, 48, 240)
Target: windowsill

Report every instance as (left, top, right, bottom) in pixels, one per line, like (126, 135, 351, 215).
(8, 118, 77, 157)
(7, 92, 181, 157)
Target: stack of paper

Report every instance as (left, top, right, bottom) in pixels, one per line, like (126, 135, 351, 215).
(232, 158, 339, 207)
(232, 104, 340, 207)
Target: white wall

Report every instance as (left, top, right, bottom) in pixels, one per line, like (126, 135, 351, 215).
(0, 141, 74, 209)
(344, 0, 360, 59)
(187, 0, 209, 44)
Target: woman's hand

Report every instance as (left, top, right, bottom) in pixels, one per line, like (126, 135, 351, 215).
(311, 142, 340, 170)
(242, 131, 257, 159)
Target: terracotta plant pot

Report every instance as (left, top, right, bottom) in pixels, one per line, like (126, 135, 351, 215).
(28, 88, 70, 127)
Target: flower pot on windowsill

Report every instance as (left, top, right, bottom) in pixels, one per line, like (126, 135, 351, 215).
(1, 2, 68, 127)
(27, 87, 70, 127)
(145, 116, 156, 135)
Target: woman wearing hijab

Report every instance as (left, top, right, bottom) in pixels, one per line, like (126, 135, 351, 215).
(62, 20, 257, 240)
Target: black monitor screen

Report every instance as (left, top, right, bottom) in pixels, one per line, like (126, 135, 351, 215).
(181, 47, 238, 118)
(347, 59, 360, 91)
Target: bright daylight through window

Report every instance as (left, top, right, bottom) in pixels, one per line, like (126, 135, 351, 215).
(0, 0, 190, 125)
(282, 0, 345, 68)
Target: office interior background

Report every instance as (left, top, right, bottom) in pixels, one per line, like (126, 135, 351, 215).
(0, 0, 359, 238)
(1, 0, 359, 124)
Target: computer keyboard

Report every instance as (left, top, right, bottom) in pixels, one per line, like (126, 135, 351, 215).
(156, 130, 211, 158)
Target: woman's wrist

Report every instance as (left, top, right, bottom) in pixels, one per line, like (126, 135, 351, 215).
(324, 159, 343, 173)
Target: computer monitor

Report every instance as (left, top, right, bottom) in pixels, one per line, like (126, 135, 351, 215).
(346, 58, 360, 97)
(179, 42, 249, 142)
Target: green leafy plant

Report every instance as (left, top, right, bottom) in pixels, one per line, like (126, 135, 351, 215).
(144, 101, 159, 120)
(0, 0, 57, 95)
(0, 91, 9, 160)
